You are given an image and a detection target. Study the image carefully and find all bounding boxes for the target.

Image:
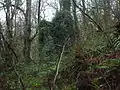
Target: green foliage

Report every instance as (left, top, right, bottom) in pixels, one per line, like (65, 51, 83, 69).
(38, 20, 54, 61)
(110, 34, 120, 50)
(89, 58, 120, 90)
(89, 58, 120, 71)
(2, 0, 120, 90)
(80, 33, 108, 57)
(102, 58, 120, 68)
(38, 20, 53, 45)
(60, 0, 71, 11)
(51, 10, 74, 50)
(92, 78, 100, 90)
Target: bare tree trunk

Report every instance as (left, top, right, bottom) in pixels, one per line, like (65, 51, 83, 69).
(38, 0, 42, 61)
(0, 23, 2, 59)
(38, 0, 41, 24)
(14, 0, 18, 36)
(103, 0, 111, 28)
(0, 1, 13, 89)
(6, 0, 13, 41)
(81, 0, 87, 40)
(72, 0, 79, 42)
(81, 0, 86, 23)
(23, 0, 32, 62)
(5, 0, 15, 66)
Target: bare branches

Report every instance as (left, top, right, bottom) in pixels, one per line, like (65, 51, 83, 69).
(72, 0, 103, 32)
(14, 67, 25, 90)
(0, 31, 18, 61)
(11, 4, 26, 17)
(30, 0, 42, 41)
(0, 24, 25, 90)
(0, 2, 5, 6)
(0, 1, 26, 18)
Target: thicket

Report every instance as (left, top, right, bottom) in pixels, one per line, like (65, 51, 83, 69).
(0, 0, 120, 90)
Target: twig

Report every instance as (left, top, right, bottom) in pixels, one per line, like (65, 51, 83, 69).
(14, 67, 25, 90)
(53, 37, 70, 89)
(53, 44, 66, 85)
(99, 71, 111, 90)
(103, 77, 111, 90)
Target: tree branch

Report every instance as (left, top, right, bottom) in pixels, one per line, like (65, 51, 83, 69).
(0, 25, 25, 90)
(11, 4, 26, 17)
(72, 0, 103, 32)
(53, 36, 70, 89)
(0, 2, 26, 18)
(53, 44, 65, 85)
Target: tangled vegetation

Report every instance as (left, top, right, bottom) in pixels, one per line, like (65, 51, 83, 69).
(0, 0, 120, 90)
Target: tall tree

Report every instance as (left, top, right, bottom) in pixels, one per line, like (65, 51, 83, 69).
(72, 0, 79, 42)
(23, 0, 32, 62)
(38, 0, 41, 24)
(52, 0, 74, 53)
(5, 0, 13, 42)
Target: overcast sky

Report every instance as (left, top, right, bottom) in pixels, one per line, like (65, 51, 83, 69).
(0, 0, 58, 22)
